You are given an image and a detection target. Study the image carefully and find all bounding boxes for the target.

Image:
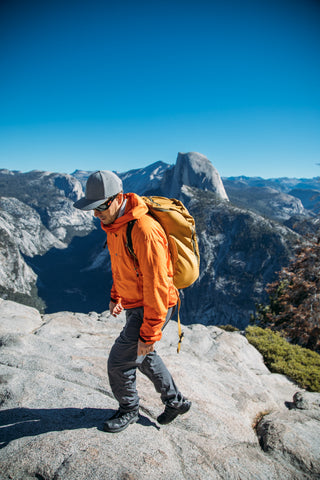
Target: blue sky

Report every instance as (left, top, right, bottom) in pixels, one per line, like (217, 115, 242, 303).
(0, 0, 319, 178)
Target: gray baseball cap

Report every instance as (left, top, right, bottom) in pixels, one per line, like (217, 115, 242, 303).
(73, 170, 123, 210)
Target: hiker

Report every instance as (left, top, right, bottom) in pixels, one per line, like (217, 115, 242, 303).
(74, 170, 191, 433)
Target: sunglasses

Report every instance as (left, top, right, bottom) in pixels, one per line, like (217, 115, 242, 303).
(94, 194, 118, 212)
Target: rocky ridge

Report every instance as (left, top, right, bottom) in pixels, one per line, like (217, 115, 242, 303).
(223, 176, 320, 217)
(0, 299, 319, 479)
(224, 183, 305, 222)
(178, 186, 299, 327)
(164, 152, 229, 200)
(0, 169, 95, 307)
(0, 169, 93, 242)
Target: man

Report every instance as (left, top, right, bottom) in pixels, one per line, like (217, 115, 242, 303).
(74, 170, 191, 433)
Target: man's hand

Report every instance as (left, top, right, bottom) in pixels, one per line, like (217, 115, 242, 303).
(109, 301, 124, 317)
(137, 339, 155, 356)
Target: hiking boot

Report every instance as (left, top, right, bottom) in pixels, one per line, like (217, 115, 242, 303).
(103, 409, 139, 433)
(157, 399, 192, 425)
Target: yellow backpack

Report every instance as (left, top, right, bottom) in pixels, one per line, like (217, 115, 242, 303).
(126, 196, 200, 351)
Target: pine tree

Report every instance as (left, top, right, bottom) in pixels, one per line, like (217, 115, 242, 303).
(253, 227, 320, 353)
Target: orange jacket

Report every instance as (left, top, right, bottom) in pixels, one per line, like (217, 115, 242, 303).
(101, 193, 179, 344)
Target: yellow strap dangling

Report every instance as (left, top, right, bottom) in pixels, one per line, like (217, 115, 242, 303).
(177, 297, 184, 353)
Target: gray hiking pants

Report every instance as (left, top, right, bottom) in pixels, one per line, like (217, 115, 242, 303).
(107, 306, 184, 413)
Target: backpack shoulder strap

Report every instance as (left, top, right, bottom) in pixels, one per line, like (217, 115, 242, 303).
(126, 219, 137, 258)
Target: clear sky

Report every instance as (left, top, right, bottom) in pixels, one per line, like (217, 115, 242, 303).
(0, 0, 319, 178)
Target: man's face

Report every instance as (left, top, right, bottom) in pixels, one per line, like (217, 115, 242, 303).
(93, 193, 123, 225)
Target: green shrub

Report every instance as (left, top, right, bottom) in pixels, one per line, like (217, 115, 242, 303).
(245, 326, 320, 392)
(218, 324, 239, 332)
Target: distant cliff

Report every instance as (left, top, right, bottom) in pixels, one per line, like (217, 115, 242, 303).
(0, 169, 95, 309)
(164, 151, 229, 200)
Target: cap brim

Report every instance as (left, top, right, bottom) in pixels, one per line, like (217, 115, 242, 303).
(73, 197, 109, 210)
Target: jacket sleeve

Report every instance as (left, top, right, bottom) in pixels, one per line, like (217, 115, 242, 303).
(132, 219, 172, 343)
(107, 232, 122, 305)
(110, 283, 122, 304)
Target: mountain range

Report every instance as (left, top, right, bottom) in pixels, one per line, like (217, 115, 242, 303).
(0, 152, 319, 329)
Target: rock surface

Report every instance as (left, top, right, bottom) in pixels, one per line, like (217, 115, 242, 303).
(179, 188, 299, 328)
(165, 152, 229, 200)
(0, 170, 95, 306)
(224, 182, 306, 221)
(0, 197, 65, 305)
(0, 300, 319, 479)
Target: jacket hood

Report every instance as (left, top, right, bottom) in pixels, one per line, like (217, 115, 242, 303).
(100, 193, 148, 233)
